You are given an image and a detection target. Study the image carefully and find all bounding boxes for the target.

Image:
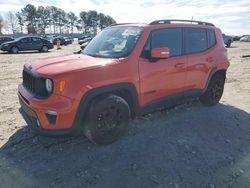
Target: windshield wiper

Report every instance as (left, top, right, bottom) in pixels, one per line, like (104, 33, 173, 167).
(85, 53, 111, 58)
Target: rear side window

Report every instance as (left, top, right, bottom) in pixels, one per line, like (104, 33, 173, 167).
(207, 29, 216, 48)
(32, 37, 41, 42)
(184, 28, 207, 54)
(151, 28, 182, 57)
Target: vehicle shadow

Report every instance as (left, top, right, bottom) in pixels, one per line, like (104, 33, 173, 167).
(1, 102, 250, 188)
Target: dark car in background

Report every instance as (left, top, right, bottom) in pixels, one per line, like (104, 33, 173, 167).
(78, 37, 93, 45)
(52, 37, 66, 45)
(0, 37, 14, 45)
(52, 36, 73, 45)
(78, 35, 93, 45)
(64, 37, 73, 45)
(0, 36, 53, 53)
(222, 33, 233, 47)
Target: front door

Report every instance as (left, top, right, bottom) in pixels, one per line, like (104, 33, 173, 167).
(139, 28, 187, 107)
(19, 37, 33, 50)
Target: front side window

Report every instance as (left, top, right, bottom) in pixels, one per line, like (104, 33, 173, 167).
(83, 27, 143, 58)
(151, 28, 182, 57)
(20, 37, 31, 43)
(185, 28, 207, 54)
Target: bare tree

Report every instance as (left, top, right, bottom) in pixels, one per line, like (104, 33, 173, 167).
(2, 4, 117, 35)
(36, 6, 50, 34)
(6, 11, 18, 34)
(21, 4, 37, 34)
(67, 12, 77, 34)
(16, 12, 24, 33)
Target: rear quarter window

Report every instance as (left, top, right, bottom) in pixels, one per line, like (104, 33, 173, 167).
(207, 29, 216, 48)
(184, 28, 207, 54)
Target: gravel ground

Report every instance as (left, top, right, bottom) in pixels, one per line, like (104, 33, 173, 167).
(0, 42, 250, 188)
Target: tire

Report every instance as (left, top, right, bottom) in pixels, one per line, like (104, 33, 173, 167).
(41, 45, 48, 52)
(199, 74, 225, 106)
(226, 41, 231, 48)
(84, 94, 131, 145)
(10, 46, 18, 54)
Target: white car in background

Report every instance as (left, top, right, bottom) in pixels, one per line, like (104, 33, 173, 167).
(240, 35, 250, 42)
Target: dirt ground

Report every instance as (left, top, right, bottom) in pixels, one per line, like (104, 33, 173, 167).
(0, 42, 250, 188)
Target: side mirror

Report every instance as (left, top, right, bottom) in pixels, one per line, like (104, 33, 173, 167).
(80, 42, 89, 50)
(73, 50, 81, 54)
(151, 47, 170, 59)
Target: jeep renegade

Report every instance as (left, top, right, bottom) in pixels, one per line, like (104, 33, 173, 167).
(18, 20, 230, 145)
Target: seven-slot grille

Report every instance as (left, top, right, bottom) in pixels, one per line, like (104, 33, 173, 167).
(23, 69, 36, 93)
(22, 69, 48, 98)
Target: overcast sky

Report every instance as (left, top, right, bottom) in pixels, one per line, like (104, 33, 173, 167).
(0, 0, 250, 35)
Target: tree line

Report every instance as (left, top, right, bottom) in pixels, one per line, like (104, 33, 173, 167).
(0, 4, 116, 35)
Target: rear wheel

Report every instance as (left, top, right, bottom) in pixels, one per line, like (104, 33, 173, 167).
(226, 41, 231, 48)
(199, 74, 225, 106)
(41, 45, 49, 52)
(84, 94, 130, 145)
(10, 46, 18, 54)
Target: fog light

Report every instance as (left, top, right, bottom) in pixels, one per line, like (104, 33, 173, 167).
(45, 111, 57, 125)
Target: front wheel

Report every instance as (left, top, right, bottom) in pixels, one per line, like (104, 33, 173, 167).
(84, 94, 131, 145)
(199, 74, 225, 106)
(10, 46, 19, 54)
(226, 41, 231, 48)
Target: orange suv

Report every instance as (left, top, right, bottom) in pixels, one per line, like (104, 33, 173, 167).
(18, 20, 230, 145)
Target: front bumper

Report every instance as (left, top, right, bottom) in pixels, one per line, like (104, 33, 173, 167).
(18, 95, 75, 136)
(0, 45, 8, 51)
(18, 84, 83, 136)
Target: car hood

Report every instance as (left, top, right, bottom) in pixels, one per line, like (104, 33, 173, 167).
(25, 54, 119, 76)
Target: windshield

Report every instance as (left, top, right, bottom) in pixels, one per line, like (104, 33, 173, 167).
(83, 27, 143, 58)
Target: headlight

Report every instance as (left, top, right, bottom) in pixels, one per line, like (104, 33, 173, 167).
(2, 44, 9, 47)
(45, 79, 53, 94)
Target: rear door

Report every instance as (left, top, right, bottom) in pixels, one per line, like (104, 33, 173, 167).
(184, 28, 215, 90)
(31, 37, 43, 50)
(139, 28, 188, 106)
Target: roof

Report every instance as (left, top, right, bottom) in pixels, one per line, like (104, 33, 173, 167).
(110, 19, 215, 28)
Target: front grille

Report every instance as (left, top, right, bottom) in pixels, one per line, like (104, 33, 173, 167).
(22, 69, 48, 98)
(23, 70, 35, 93)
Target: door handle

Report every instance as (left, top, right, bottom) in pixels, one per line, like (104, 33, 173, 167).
(206, 57, 214, 63)
(174, 63, 185, 68)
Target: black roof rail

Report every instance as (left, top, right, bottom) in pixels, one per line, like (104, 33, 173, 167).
(149, 19, 214, 26)
(109, 23, 145, 27)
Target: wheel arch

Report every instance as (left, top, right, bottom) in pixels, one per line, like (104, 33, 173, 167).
(42, 44, 49, 48)
(9, 45, 19, 52)
(41, 45, 49, 52)
(204, 68, 227, 92)
(72, 83, 140, 128)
